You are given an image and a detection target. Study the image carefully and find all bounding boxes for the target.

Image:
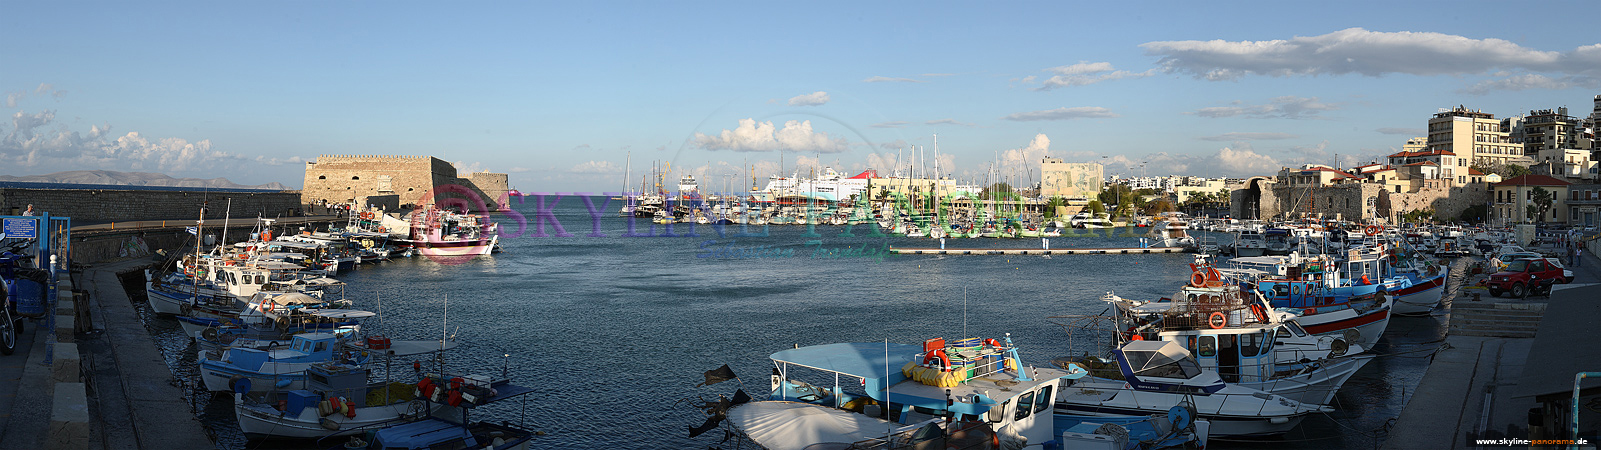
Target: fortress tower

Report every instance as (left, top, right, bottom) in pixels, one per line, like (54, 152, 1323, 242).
(302, 155, 509, 211)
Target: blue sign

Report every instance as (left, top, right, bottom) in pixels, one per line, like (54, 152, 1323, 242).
(4, 218, 37, 239)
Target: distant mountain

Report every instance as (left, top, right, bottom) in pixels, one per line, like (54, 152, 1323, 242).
(0, 170, 289, 190)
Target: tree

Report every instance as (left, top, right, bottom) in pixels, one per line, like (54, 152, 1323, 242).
(1472, 160, 1532, 179)
(1531, 187, 1554, 222)
(1142, 199, 1176, 216)
(980, 182, 1014, 200)
(1043, 196, 1066, 219)
(1087, 199, 1106, 216)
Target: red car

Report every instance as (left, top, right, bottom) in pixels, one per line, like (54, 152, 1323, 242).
(1485, 257, 1565, 297)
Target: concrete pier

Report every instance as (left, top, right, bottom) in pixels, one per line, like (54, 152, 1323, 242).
(1383, 246, 1601, 448)
(0, 258, 213, 450)
(890, 246, 1193, 255)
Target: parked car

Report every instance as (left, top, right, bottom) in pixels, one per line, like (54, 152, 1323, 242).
(1486, 257, 1567, 297)
(1537, 257, 1577, 284)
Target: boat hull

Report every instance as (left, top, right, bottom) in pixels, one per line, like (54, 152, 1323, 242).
(200, 359, 309, 393)
(1238, 354, 1375, 406)
(1296, 305, 1390, 349)
(1391, 274, 1446, 316)
(236, 398, 414, 439)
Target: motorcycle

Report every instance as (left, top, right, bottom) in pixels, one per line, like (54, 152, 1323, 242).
(1, 239, 48, 356)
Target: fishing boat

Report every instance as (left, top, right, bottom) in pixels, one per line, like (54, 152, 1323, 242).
(1091, 258, 1377, 406)
(233, 339, 458, 439)
(392, 206, 499, 261)
(1231, 230, 1267, 257)
(694, 335, 1128, 450)
(200, 332, 361, 393)
(1052, 340, 1330, 437)
(1226, 250, 1397, 348)
(340, 372, 537, 450)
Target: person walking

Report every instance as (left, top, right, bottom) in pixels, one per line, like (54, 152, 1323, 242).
(1575, 245, 1583, 267)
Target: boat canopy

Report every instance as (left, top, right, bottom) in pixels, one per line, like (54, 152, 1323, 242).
(308, 309, 377, 319)
(1119, 340, 1190, 374)
(770, 343, 918, 381)
(264, 292, 321, 305)
(727, 401, 915, 450)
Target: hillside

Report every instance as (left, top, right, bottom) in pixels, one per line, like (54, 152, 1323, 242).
(0, 170, 289, 190)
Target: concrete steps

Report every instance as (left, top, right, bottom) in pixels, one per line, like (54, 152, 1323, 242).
(1449, 302, 1546, 338)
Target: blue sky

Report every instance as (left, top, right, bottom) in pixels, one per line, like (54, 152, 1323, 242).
(3, 1, 1599, 192)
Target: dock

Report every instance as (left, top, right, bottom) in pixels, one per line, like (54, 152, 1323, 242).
(889, 247, 1194, 255)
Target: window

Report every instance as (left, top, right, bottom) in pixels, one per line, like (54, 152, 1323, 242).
(351, 176, 360, 180)
(1013, 391, 1034, 420)
(315, 341, 328, 352)
(1241, 332, 1261, 358)
(318, 175, 326, 180)
(1198, 336, 1217, 357)
(1034, 386, 1053, 414)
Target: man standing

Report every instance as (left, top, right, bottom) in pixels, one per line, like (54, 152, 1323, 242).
(1575, 245, 1583, 267)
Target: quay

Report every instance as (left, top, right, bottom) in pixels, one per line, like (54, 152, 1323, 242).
(1382, 239, 1601, 448)
(890, 246, 1193, 255)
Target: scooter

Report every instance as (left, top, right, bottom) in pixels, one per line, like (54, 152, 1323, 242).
(0, 239, 47, 356)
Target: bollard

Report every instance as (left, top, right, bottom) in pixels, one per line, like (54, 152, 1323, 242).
(52, 343, 80, 382)
(48, 382, 90, 450)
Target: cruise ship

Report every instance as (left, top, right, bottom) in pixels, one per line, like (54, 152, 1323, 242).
(759, 167, 873, 201)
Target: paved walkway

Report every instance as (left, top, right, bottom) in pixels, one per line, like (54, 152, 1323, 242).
(1384, 246, 1601, 449)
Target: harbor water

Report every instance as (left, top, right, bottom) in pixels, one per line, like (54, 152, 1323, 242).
(129, 196, 1464, 449)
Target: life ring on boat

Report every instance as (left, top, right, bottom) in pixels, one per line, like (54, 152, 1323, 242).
(377, 226, 387, 233)
(1250, 303, 1269, 323)
(1129, 335, 1144, 341)
(261, 230, 273, 241)
(922, 349, 952, 371)
(984, 338, 1003, 349)
(1207, 312, 1227, 329)
(1189, 272, 1207, 287)
(1365, 225, 1382, 236)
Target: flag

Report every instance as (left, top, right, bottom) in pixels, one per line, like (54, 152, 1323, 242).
(687, 414, 724, 438)
(696, 364, 737, 387)
(186, 226, 198, 235)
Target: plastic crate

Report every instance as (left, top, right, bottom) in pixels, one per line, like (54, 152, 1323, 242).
(11, 268, 49, 318)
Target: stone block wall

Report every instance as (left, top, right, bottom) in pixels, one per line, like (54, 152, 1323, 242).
(302, 154, 508, 211)
(0, 188, 302, 223)
(1386, 183, 1491, 222)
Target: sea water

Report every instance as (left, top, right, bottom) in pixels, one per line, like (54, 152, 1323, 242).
(132, 196, 1453, 449)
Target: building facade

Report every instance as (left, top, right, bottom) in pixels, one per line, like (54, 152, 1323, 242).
(1428, 106, 1519, 169)
(1567, 183, 1600, 227)
(1490, 175, 1570, 225)
(1039, 158, 1104, 199)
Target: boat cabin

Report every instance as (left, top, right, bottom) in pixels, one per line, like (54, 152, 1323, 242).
(1112, 340, 1225, 394)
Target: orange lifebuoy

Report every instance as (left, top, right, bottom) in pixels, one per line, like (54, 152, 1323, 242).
(1208, 312, 1227, 329)
(1130, 335, 1144, 341)
(922, 348, 952, 371)
(1190, 272, 1207, 287)
(1250, 303, 1269, 323)
(1365, 225, 1381, 236)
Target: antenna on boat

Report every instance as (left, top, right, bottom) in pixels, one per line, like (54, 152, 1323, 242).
(962, 286, 968, 341)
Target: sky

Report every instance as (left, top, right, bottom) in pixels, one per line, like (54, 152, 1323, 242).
(3, 1, 1599, 193)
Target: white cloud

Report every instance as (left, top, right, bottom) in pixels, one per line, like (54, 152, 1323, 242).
(1215, 145, 1283, 174)
(925, 118, 976, 127)
(692, 118, 849, 153)
(4, 83, 68, 108)
(1142, 28, 1601, 80)
(999, 134, 1051, 175)
(1187, 96, 1338, 119)
(0, 109, 301, 176)
(863, 76, 924, 83)
(1002, 107, 1117, 121)
(568, 160, 623, 174)
(1198, 132, 1298, 141)
(1034, 62, 1154, 90)
(1458, 74, 1601, 95)
(787, 91, 830, 106)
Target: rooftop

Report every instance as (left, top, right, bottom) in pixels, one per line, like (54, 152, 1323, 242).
(1494, 174, 1571, 187)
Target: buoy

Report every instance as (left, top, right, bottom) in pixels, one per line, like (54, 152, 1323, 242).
(1189, 272, 1207, 287)
(344, 398, 356, 418)
(1207, 312, 1227, 329)
(1130, 335, 1144, 341)
(231, 376, 252, 394)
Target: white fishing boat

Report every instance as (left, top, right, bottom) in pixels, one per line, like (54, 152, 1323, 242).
(1053, 340, 1330, 437)
(234, 339, 459, 439)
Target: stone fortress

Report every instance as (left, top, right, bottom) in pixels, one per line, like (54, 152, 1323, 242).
(301, 155, 510, 211)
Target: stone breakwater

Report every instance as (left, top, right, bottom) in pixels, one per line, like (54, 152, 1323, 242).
(0, 187, 302, 223)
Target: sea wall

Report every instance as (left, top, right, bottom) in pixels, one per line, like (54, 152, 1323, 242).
(0, 188, 302, 223)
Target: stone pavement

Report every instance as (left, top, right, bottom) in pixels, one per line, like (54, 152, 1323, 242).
(1384, 245, 1601, 449)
